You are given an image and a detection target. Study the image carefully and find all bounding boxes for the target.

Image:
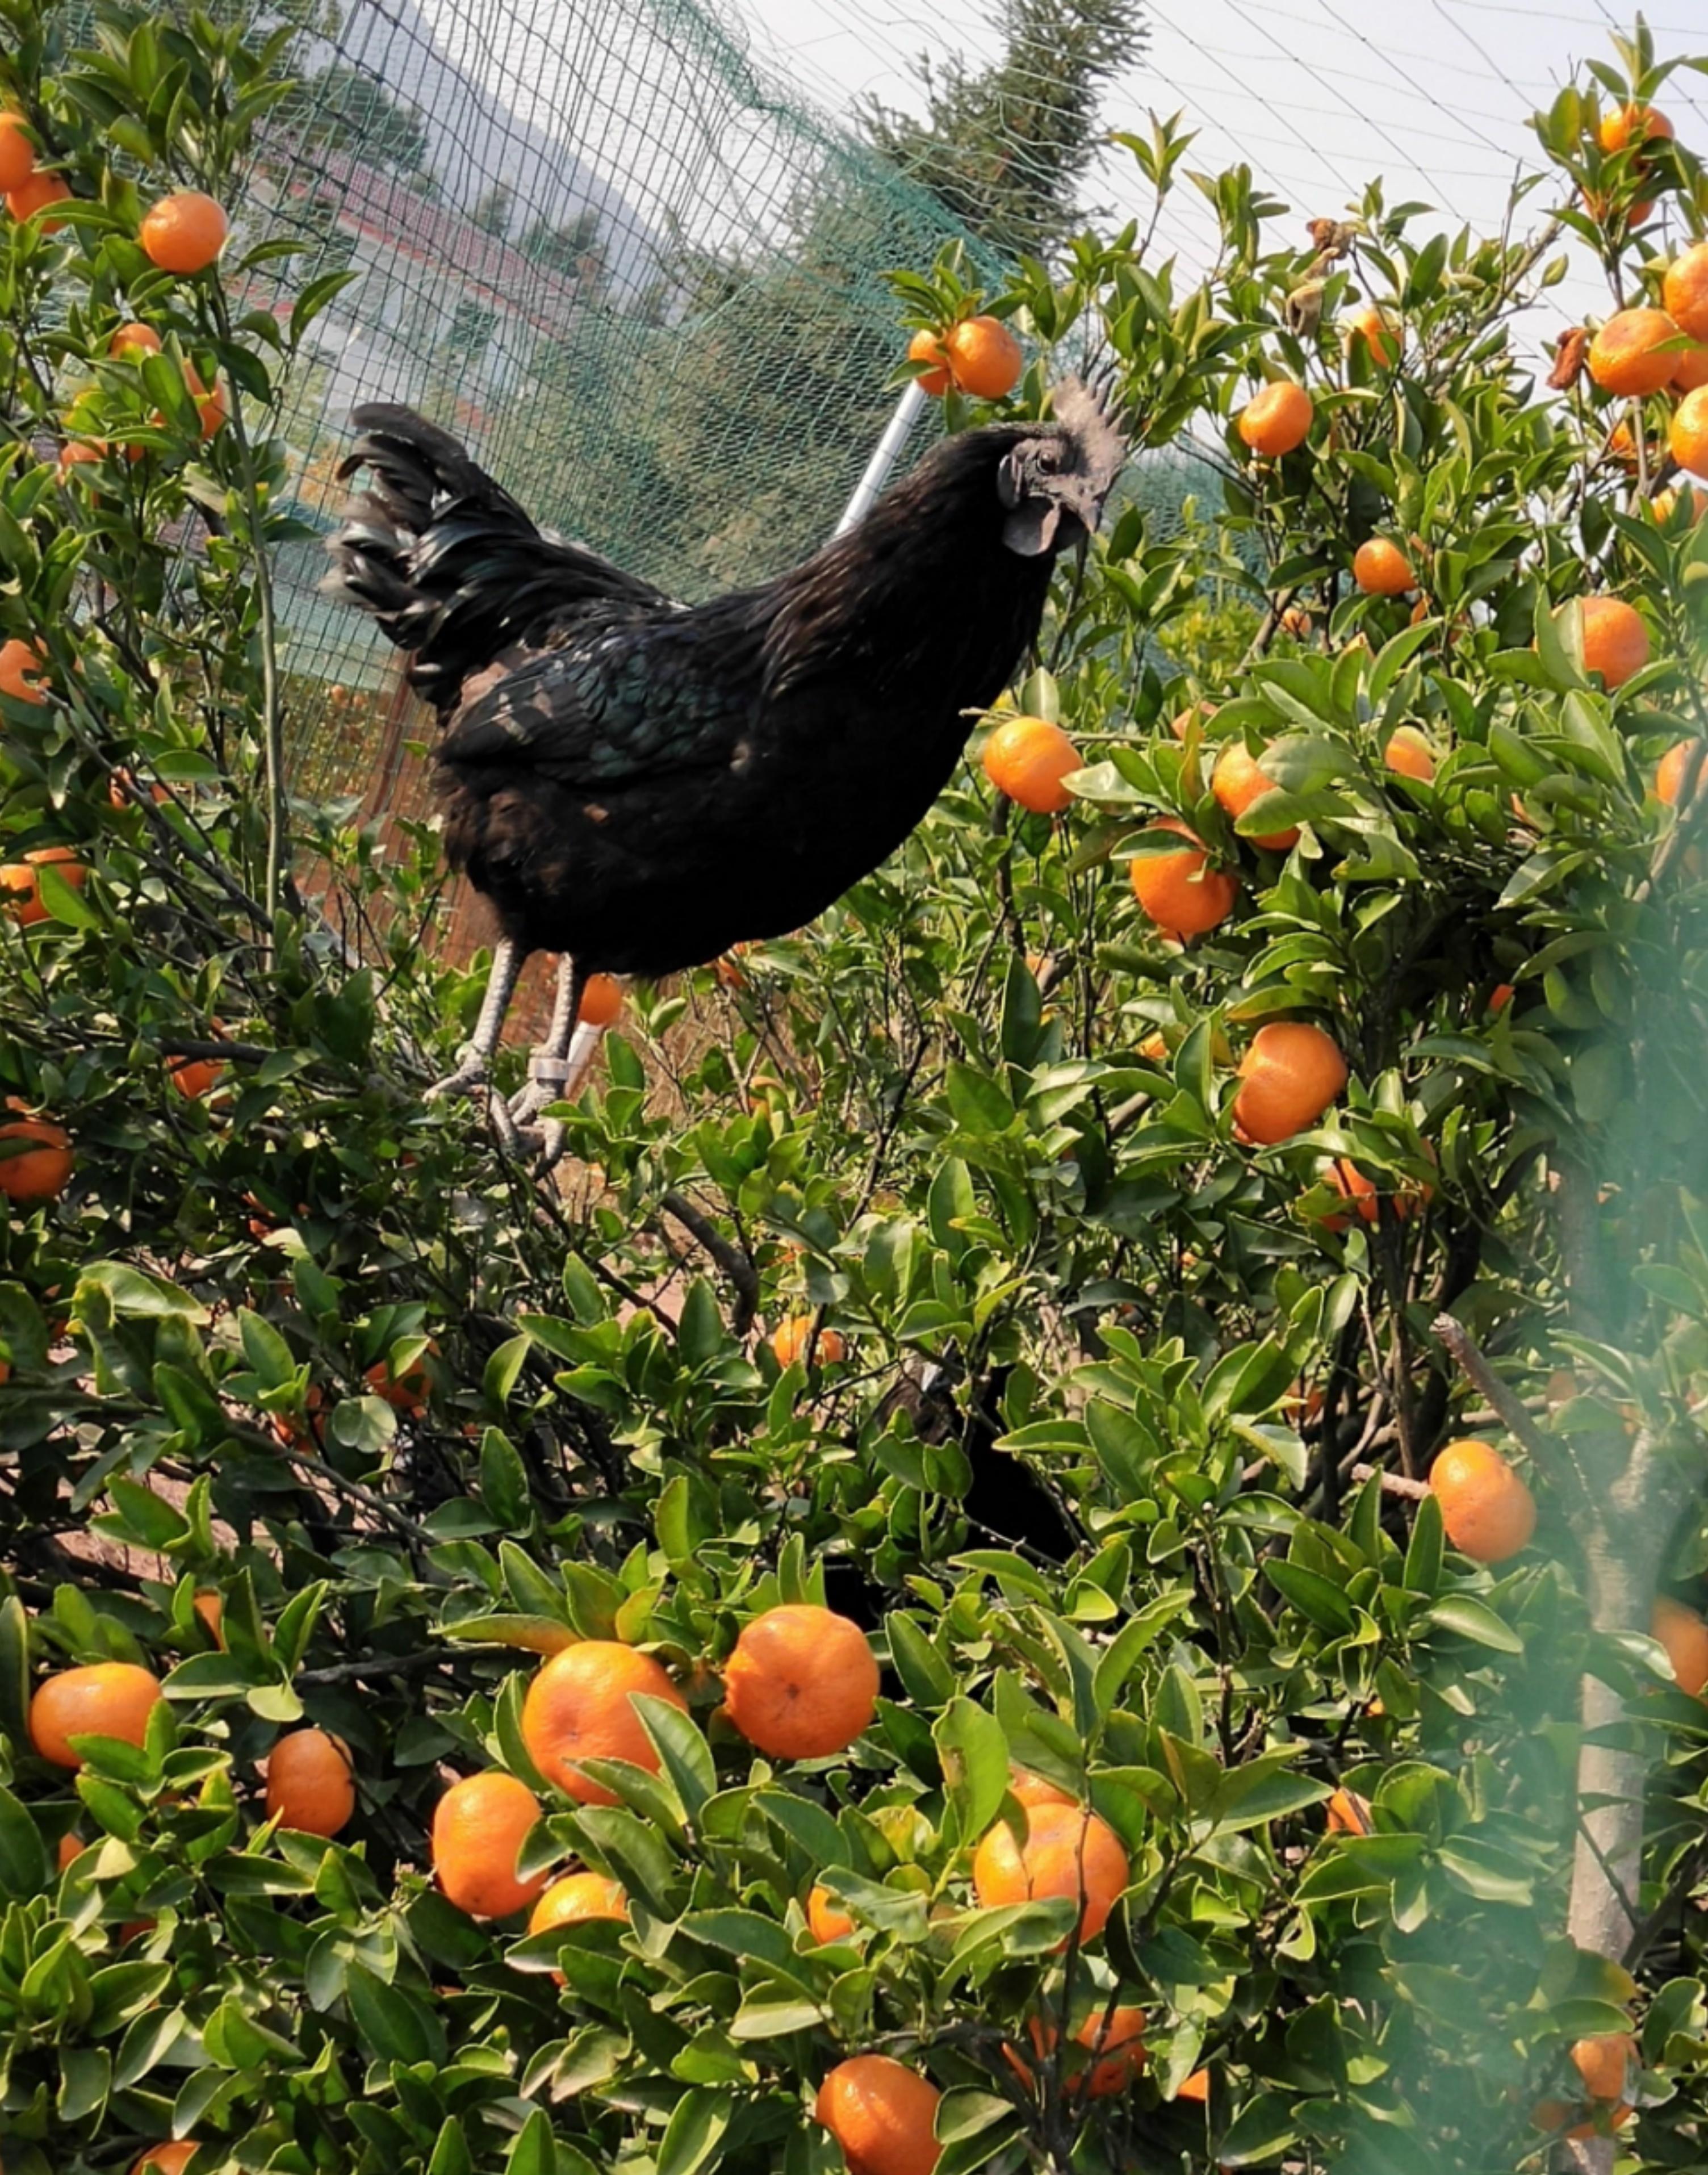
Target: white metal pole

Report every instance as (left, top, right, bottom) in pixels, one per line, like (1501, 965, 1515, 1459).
(834, 380, 927, 536)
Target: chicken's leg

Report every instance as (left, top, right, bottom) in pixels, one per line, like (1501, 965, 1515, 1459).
(426, 936, 525, 1103)
(507, 955, 595, 1167)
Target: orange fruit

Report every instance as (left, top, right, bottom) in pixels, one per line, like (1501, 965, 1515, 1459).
(1177, 2068, 1211, 2103)
(1211, 741, 1299, 850)
(265, 1727, 355, 1837)
(1, 844, 87, 927)
(0, 1118, 73, 1202)
(1008, 2005, 1148, 2098)
(0, 638, 46, 705)
(139, 190, 228, 274)
(1579, 596, 1650, 689)
(1326, 1787, 1372, 1835)
(430, 1770, 550, 1918)
(131, 2147, 199, 2175)
(982, 714, 1081, 814)
(1279, 606, 1315, 639)
(1669, 384, 1708, 477)
(528, 1869, 629, 1978)
(906, 328, 951, 397)
(168, 1021, 228, 1102)
(192, 1590, 223, 1642)
(1009, 1766, 1078, 1809)
(1129, 819, 1238, 941)
(521, 1639, 686, 1804)
(1168, 700, 1217, 742)
(770, 1316, 847, 1366)
(1428, 1438, 1536, 1564)
(110, 321, 162, 359)
(1600, 103, 1672, 152)
(1673, 344, 1708, 394)
(1237, 381, 1313, 457)
(1489, 983, 1516, 1013)
(0, 112, 35, 194)
(1587, 307, 1682, 396)
(972, 1799, 1129, 1947)
(807, 1884, 856, 1942)
(1346, 305, 1402, 366)
(1651, 1598, 1708, 1696)
(945, 316, 1023, 400)
(1232, 1022, 1348, 1145)
(58, 440, 107, 478)
(1572, 2034, 1636, 2103)
(1353, 538, 1414, 596)
(1319, 1159, 1378, 1231)
(29, 1662, 162, 1769)
(815, 2053, 941, 2175)
(723, 1603, 878, 1758)
(6, 170, 70, 227)
(1384, 726, 1435, 783)
(1664, 243, 1708, 343)
(56, 1830, 82, 1870)
(577, 972, 623, 1026)
(364, 1339, 436, 1413)
(1657, 739, 1699, 805)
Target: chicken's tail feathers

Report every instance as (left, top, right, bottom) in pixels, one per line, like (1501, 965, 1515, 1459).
(324, 404, 669, 710)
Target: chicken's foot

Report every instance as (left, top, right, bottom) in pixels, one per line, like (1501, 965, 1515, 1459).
(508, 955, 593, 1168)
(427, 936, 525, 1103)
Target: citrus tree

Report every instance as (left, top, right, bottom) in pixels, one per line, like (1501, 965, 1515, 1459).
(2, 5, 1708, 2175)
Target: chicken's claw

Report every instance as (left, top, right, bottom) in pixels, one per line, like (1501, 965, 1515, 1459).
(425, 1048, 491, 1102)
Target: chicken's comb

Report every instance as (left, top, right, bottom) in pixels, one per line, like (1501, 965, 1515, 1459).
(1049, 375, 1128, 500)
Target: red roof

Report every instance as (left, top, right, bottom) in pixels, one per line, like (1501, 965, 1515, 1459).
(269, 143, 591, 337)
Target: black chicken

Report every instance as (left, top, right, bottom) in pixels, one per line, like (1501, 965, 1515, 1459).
(327, 383, 1124, 1153)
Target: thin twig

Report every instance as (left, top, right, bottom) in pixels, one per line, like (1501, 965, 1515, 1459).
(659, 1188, 759, 1336)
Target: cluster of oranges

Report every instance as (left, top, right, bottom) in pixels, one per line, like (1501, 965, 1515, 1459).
(907, 315, 1024, 402)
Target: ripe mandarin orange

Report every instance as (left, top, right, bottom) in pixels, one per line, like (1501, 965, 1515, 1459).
(1664, 243, 1708, 342)
(1600, 102, 1672, 152)
(906, 328, 951, 397)
(7, 170, 70, 227)
(972, 1799, 1128, 1946)
(139, 190, 228, 273)
(1129, 819, 1238, 940)
(816, 2053, 941, 2175)
(1580, 595, 1649, 688)
(1669, 384, 1708, 476)
(0, 638, 46, 704)
(1657, 739, 1699, 805)
(265, 1727, 355, 1837)
(0, 1117, 72, 1202)
(521, 1639, 686, 1804)
(1211, 741, 1299, 850)
(982, 714, 1081, 814)
(56, 1830, 83, 1870)
(192, 1590, 222, 1642)
(430, 1770, 550, 1918)
(1673, 344, 1708, 394)
(770, 1316, 847, 1366)
(528, 1867, 629, 1975)
(945, 316, 1023, 399)
(30, 1662, 161, 1769)
(1489, 983, 1515, 1014)
(1346, 305, 1402, 367)
(1009, 2005, 1148, 2097)
(1428, 1438, 1536, 1563)
(1319, 1159, 1378, 1231)
(131, 2146, 199, 2175)
(723, 1603, 878, 1758)
(807, 1884, 856, 1942)
(0, 112, 34, 194)
(1588, 307, 1682, 396)
(1009, 1766, 1078, 1809)
(577, 972, 623, 1026)
(1353, 538, 1414, 596)
(364, 1339, 435, 1412)
(1384, 726, 1436, 783)
(110, 321, 162, 360)
(1652, 1598, 1708, 1696)
(1572, 2034, 1636, 2103)
(1, 845, 88, 926)
(1232, 1022, 1347, 1145)
(1237, 381, 1313, 457)
(1326, 1787, 1372, 1835)
(1177, 2068, 1211, 2103)
(1168, 700, 1217, 742)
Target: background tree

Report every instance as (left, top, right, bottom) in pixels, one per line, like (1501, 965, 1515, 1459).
(281, 58, 433, 181)
(860, 0, 1147, 260)
(470, 181, 513, 239)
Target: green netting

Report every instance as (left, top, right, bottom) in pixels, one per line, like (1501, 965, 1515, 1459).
(235, 0, 1016, 773)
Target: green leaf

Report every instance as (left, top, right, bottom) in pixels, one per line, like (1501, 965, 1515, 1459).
(935, 1697, 1009, 1840)
(0, 1784, 49, 1897)
(346, 1963, 445, 2067)
(1265, 1559, 1356, 1633)
(636, 1694, 714, 1820)
(1424, 1595, 1523, 1653)
(656, 2088, 732, 2175)
(478, 1429, 531, 1529)
(1401, 1490, 1443, 1596)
